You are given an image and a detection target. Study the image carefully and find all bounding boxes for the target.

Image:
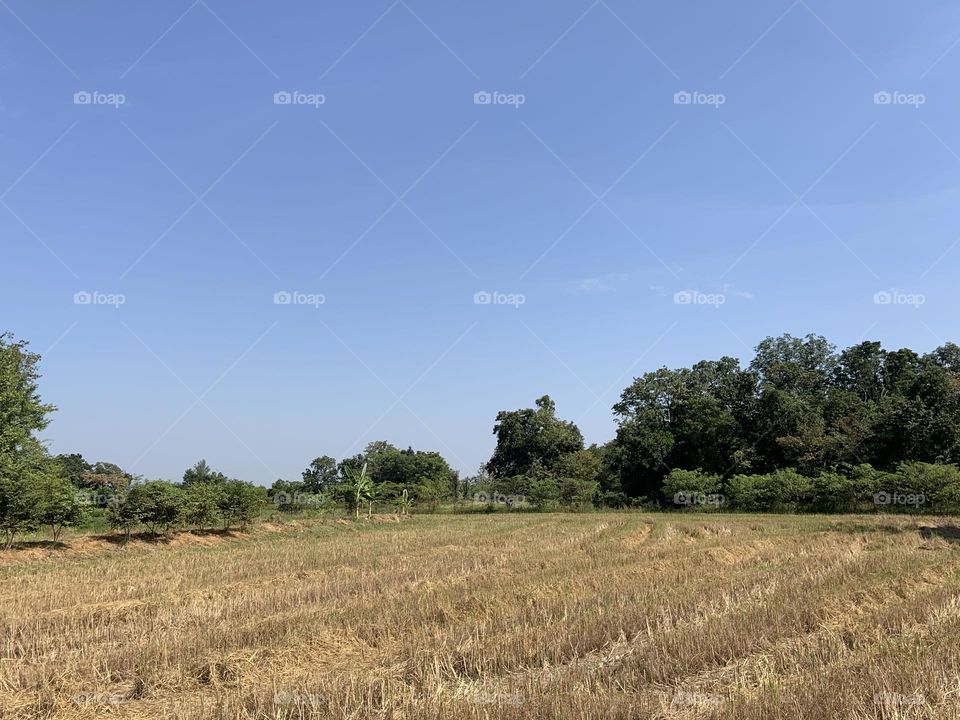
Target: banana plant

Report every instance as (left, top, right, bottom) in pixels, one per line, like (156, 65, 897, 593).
(365, 480, 383, 519)
(395, 488, 413, 516)
(350, 463, 371, 519)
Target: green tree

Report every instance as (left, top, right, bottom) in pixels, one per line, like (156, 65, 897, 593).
(0, 440, 48, 549)
(301, 455, 338, 493)
(182, 459, 228, 487)
(0, 334, 57, 547)
(183, 481, 224, 529)
(35, 473, 85, 541)
(217, 479, 266, 530)
(0, 333, 55, 459)
(487, 395, 583, 478)
(53, 453, 92, 486)
(132, 481, 183, 534)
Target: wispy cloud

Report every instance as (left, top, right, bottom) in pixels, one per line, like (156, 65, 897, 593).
(572, 272, 628, 293)
(722, 283, 754, 300)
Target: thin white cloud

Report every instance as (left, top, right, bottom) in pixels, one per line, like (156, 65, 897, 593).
(722, 283, 754, 300)
(573, 273, 628, 293)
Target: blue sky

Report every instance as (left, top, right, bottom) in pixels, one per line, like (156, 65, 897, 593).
(3, 0, 960, 483)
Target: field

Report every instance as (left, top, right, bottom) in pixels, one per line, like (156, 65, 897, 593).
(3, 513, 960, 719)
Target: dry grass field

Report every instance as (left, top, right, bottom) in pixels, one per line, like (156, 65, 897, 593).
(3, 513, 960, 719)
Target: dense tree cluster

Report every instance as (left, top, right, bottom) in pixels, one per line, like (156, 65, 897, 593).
(3, 330, 960, 549)
(602, 334, 960, 509)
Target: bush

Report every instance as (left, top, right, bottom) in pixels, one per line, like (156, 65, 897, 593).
(218, 479, 266, 530)
(0, 473, 39, 549)
(126, 481, 183, 534)
(557, 476, 598, 510)
(882, 462, 960, 513)
(726, 469, 812, 512)
(661, 469, 723, 510)
(108, 489, 143, 538)
(808, 470, 875, 513)
(183, 481, 223, 529)
(34, 475, 85, 541)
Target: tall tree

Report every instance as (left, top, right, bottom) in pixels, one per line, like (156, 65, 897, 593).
(486, 395, 584, 478)
(301, 455, 338, 493)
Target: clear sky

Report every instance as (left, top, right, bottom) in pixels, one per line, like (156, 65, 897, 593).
(3, 0, 960, 484)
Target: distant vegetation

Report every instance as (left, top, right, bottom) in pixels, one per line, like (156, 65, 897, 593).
(3, 330, 960, 547)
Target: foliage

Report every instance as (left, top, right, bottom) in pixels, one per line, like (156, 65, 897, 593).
(183, 481, 223, 529)
(35, 473, 85, 541)
(301, 455, 338, 493)
(487, 395, 584, 478)
(217, 479, 266, 530)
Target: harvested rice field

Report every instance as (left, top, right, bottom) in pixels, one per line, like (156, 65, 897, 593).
(3, 513, 960, 719)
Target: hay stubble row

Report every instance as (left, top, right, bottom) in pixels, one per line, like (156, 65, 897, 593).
(2, 513, 960, 719)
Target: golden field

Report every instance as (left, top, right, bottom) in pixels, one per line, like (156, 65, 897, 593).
(3, 513, 960, 719)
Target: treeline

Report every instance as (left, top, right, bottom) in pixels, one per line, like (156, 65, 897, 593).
(481, 334, 960, 513)
(4, 331, 960, 548)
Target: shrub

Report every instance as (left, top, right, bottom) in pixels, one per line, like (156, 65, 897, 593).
(886, 462, 960, 513)
(34, 475, 85, 541)
(218, 479, 266, 530)
(108, 489, 143, 538)
(0, 473, 39, 549)
(557, 476, 598, 510)
(726, 469, 812, 512)
(661, 469, 723, 510)
(808, 470, 875, 513)
(183, 481, 224, 529)
(131, 481, 183, 534)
